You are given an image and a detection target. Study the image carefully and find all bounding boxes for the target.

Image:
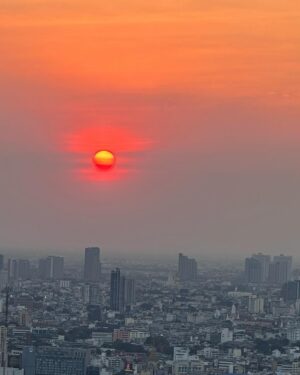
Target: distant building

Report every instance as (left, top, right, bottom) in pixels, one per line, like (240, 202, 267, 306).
(245, 253, 271, 284)
(287, 326, 300, 343)
(0, 256, 3, 272)
(110, 268, 125, 312)
(84, 247, 101, 282)
(83, 284, 101, 305)
(7, 259, 30, 281)
(0, 326, 7, 368)
(282, 280, 300, 302)
(22, 346, 89, 375)
(0, 369, 24, 375)
(269, 255, 293, 284)
(124, 278, 135, 307)
(248, 296, 265, 314)
(221, 327, 233, 343)
(178, 253, 197, 281)
(0, 271, 8, 292)
(38, 256, 64, 280)
(18, 309, 31, 328)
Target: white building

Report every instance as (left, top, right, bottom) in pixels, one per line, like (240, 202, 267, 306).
(221, 328, 233, 344)
(248, 296, 264, 314)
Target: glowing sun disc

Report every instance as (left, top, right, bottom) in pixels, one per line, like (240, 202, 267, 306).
(93, 150, 115, 169)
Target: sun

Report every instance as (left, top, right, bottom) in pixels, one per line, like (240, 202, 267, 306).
(93, 150, 115, 170)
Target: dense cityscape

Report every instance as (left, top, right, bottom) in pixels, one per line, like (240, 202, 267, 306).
(0, 250, 299, 375)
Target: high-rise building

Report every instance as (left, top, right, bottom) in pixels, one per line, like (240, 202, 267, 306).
(22, 346, 89, 375)
(282, 280, 300, 302)
(0, 271, 8, 292)
(38, 256, 64, 280)
(18, 259, 30, 280)
(110, 268, 125, 312)
(0, 326, 7, 369)
(124, 278, 135, 307)
(178, 253, 198, 281)
(84, 247, 101, 282)
(7, 259, 30, 281)
(83, 284, 101, 305)
(0, 256, 3, 272)
(269, 255, 293, 285)
(245, 253, 271, 284)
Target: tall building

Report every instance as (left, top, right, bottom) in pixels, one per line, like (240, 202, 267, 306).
(178, 253, 198, 281)
(8, 259, 30, 281)
(245, 253, 271, 284)
(124, 278, 135, 307)
(18, 259, 31, 280)
(0, 256, 3, 272)
(0, 271, 8, 292)
(0, 326, 7, 369)
(282, 280, 300, 302)
(83, 284, 101, 305)
(84, 247, 101, 282)
(38, 256, 64, 280)
(110, 268, 125, 312)
(269, 255, 293, 285)
(22, 346, 89, 375)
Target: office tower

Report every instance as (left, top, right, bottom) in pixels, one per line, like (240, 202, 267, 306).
(22, 346, 89, 375)
(244, 253, 271, 284)
(282, 280, 300, 302)
(110, 268, 125, 312)
(0, 326, 7, 369)
(178, 253, 198, 281)
(0, 256, 3, 272)
(38, 256, 64, 280)
(124, 278, 135, 307)
(269, 255, 293, 285)
(84, 247, 101, 282)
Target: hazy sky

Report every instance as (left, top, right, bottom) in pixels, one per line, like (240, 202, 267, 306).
(1, 0, 300, 257)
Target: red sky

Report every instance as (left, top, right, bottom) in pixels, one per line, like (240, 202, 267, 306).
(1, 0, 300, 258)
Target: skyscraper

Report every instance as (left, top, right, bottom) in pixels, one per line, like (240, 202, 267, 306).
(84, 247, 101, 282)
(110, 268, 125, 312)
(124, 278, 135, 307)
(269, 255, 293, 284)
(178, 253, 198, 281)
(38, 256, 64, 280)
(245, 253, 271, 284)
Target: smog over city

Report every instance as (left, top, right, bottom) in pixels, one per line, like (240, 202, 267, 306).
(1, 1, 300, 375)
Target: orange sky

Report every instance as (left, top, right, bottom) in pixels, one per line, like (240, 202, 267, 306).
(1, 0, 300, 101)
(1, 0, 300, 256)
